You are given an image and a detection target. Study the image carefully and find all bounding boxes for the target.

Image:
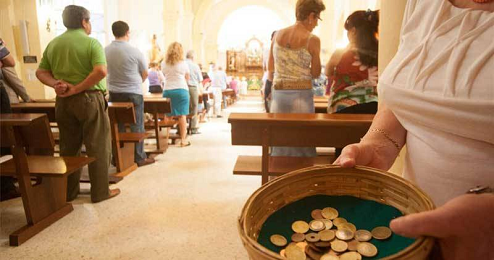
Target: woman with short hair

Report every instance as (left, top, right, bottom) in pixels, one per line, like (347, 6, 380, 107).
(162, 42, 191, 147)
(268, 0, 325, 157)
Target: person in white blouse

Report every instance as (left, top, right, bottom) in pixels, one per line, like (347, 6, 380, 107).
(335, 0, 494, 259)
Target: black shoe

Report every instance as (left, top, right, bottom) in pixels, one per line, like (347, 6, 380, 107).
(191, 129, 201, 134)
(216, 115, 223, 118)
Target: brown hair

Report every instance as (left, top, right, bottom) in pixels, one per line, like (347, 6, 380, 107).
(295, 0, 326, 21)
(345, 10, 380, 67)
(165, 42, 184, 66)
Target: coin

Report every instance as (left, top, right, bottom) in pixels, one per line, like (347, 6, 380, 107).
(335, 229, 354, 241)
(347, 239, 359, 251)
(338, 223, 357, 232)
(315, 241, 331, 248)
(296, 241, 308, 251)
(321, 207, 339, 220)
(305, 232, 320, 243)
(292, 233, 306, 242)
(286, 243, 307, 260)
(340, 251, 362, 260)
(357, 242, 378, 257)
(371, 226, 392, 240)
(333, 218, 348, 227)
(305, 245, 324, 260)
(309, 220, 326, 232)
(292, 221, 310, 234)
(271, 234, 288, 247)
(354, 230, 372, 242)
(322, 219, 333, 230)
(311, 209, 324, 220)
(319, 229, 336, 241)
(280, 249, 286, 257)
(331, 239, 348, 253)
(320, 254, 340, 260)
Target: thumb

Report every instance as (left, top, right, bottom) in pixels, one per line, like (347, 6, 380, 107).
(390, 209, 452, 238)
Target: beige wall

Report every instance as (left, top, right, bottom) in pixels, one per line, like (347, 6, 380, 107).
(0, 0, 48, 99)
(378, 0, 408, 175)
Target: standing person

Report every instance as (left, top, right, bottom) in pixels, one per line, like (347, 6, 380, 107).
(36, 5, 120, 203)
(2, 67, 32, 103)
(185, 50, 203, 134)
(161, 42, 191, 147)
(148, 62, 165, 93)
(325, 10, 379, 114)
(335, 1, 494, 259)
(0, 38, 21, 201)
(208, 64, 227, 118)
(105, 21, 154, 167)
(262, 31, 276, 112)
(268, 0, 325, 157)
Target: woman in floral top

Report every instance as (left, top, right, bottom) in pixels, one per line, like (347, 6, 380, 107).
(325, 10, 379, 114)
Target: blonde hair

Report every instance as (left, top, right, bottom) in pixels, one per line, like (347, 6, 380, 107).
(295, 0, 326, 21)
(165, 42, 184, 66)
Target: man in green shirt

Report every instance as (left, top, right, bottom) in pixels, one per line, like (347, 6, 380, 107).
(36, 5, 120, 203)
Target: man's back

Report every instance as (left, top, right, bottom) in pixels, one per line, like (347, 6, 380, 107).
(211, 70, 227, 89)
(105, 41, 146, 95)
(39, 29, 106, 91)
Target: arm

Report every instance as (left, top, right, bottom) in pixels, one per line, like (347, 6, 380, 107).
(309, 36, 322, 79)
(267, 37, 275, 81)
(141, 70, 148, 83)
(0, 54, 15, 67)
(138, 52, 148, 82)
(324, 49, 343, 78)
(334, 102, 407, 170)
(2, 67, 31, 102)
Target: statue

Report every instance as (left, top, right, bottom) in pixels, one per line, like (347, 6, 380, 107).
(149, 34, 163, 64)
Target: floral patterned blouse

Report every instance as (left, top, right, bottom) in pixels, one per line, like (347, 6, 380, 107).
(327, 49, 378, 113)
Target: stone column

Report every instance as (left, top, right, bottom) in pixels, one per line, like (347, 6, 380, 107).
(379, 0, 408, 175)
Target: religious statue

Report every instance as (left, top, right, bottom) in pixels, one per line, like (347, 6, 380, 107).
(149, 34, 163, 64)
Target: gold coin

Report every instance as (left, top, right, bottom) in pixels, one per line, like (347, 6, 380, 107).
(338, 223, 357, 232)
(292, 220, 310, 234)
(291, 233, 306, 242)
(320, 254, 340, 260)
(309, 220, 326, 232)
(319, 229, 336, 242)
(322, 219, 333, 230)
(280, 249, 286, 258)
(335, 229, 354, 241)
(331, 239, 348, 253)
(321, 207, 339, 220)
(347, 239, 359, 251)
(371, 226, 392, 240)
(333, 218, 348, 227)
(296, 241, 308, 251)
(357, 242, 378, 257)
(286, 243, 307, 260)
(270, 234, 288, 247)
(354, 230, 372, 242)
(311, 209, 324, 220)
(315, 241, 331, 248)
(305, 232, 320, 243)
(340, 251, 362, 260)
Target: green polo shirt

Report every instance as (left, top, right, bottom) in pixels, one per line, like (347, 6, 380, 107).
(39, 29, 107, 92)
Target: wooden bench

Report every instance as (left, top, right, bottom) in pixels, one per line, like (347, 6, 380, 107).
(228, 113, 374, 184)
(11, 102, 148, 178)
(143, 98, 173, 154)
(0, 113, 94, 246)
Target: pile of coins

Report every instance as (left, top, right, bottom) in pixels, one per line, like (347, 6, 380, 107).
(269, 207, 393, 260)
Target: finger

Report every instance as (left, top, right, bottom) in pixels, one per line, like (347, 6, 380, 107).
(337, 144, 360, 168)
(390, 209, 452, 238)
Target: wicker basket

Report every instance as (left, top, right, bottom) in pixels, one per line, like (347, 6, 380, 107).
(238, 165, 436, 260)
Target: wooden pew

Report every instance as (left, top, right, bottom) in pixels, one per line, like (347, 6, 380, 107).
(228, 113, 374, 184)
(143, 98, 173, 154)
(11, 102, 148, 178)
(0, 114, 94, 246)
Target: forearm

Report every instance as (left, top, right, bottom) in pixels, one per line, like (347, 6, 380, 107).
(36, 69, 59, 88)
(141, 71, 148, 83)
(360, 104, 407, 168)
(75, 69, 106, 92)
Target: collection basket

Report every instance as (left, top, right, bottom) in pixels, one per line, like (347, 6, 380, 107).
(238, 165, 436, 260)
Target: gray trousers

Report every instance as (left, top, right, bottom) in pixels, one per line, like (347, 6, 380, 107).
(56, 91, 111, 202)
(188, 85, 199, 130)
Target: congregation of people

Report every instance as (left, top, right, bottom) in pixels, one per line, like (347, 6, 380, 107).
(1, 0, 493, 258)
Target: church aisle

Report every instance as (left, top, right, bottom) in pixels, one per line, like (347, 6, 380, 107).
(0, 94, 265, 259)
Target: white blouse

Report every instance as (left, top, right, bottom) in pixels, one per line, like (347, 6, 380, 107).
(379, 0, 494, 206)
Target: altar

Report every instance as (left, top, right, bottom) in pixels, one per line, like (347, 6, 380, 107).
(226, 37, 265, 90)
